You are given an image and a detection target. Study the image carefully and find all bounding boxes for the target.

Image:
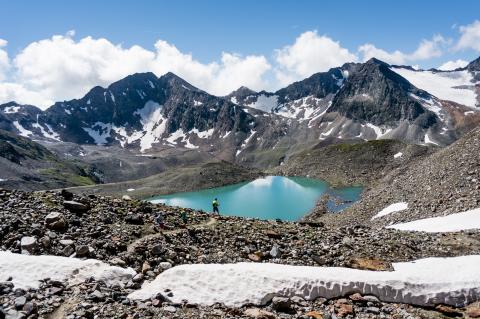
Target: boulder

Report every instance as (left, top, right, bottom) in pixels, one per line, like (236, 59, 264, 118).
(125, 214, 144, 225)
(269, 244, 282, 258)
(75, 245, 90, 258)
(45, 212, 67, 231)
(63, 201, 89, 214)
(20, 237, 37, 254)
(60, 189, 74, 200)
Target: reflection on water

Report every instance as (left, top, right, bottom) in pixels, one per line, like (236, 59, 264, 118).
(149, 176, 362, 221)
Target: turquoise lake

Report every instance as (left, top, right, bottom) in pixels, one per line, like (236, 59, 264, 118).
(149, 176, 363, 221)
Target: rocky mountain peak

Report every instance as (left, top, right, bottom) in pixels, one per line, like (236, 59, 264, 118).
(328, 58, 435, 127)
(467, 56, 480, 72)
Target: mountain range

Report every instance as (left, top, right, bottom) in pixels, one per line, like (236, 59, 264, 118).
(1, 56, 479, 167)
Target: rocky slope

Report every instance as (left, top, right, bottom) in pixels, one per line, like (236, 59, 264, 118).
(0, 129, 100, 190)
(1, 188, 480, 318)
(270, 139, 434, 187)
(319, 125, 480, 228)
(66, 160, 263, 199)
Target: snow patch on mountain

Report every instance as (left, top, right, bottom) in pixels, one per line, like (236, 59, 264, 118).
(365, 123, 392, 139)
(387, 207, 480, 232)
(3, 105, 21, 113)
(83, 122, 111, 145)
(13, 121, 33, 137)
(424, 133, 439, 146)
(129, 256, 480, 307)
(32, 123, 60, 141)
(372, 202, 408, 219)
(191, 128, 214, 139)
(248, 94, 278, 112)
(392, 67, 477, 107)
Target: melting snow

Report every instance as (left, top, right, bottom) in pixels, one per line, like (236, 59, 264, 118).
(393, 152, 403, 159)
(3, 106, 21, 113)
(387, 207, 480, 232)
(248, 94, 278, 112)
(193, 100, 203, 106)
(148, 80, 155, 89)
(191, 128, 214, 139)
(0, 251, 135, 290)
(133, 101, 166, 152)
(129, 256, 480, 307)
(392, 67, 477, 107)
(424, 134, 439, 146)
(32, 123, 60, 141)
(110, 91, 116, 103)
(13, 121, 33, 137)
(82, 122, 111, 145)
(372, 202, 408, 219)
(365, 123, 391, 139)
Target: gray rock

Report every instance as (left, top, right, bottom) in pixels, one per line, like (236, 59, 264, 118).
(76, 245, 90, 258)
(14, 296, 26, 310)
(163, 306, 177, 313)
(20, 236, 37, 254)
(63, 200, 89, 214)
(269, 244, 282, 258)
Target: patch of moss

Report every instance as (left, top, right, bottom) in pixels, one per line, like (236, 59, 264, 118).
(38, 167, 95, 186)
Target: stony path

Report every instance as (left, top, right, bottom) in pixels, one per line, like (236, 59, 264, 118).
(127, 217, 218, 253)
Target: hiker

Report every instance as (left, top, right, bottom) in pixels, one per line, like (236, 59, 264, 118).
(180, 209, 188, 225)
(155, 212, 165, 230)
(212, 198, 220, 214)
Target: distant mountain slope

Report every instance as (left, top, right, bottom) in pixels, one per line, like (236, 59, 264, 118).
(0, 129, 99, 190)
(321, 125, 480, 228)
(0, 56, 479, 164)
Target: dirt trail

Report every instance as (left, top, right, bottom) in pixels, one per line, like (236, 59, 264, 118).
(127, 217, 218, 253)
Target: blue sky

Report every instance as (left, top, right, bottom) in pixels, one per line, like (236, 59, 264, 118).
(0, 0, 480, 107)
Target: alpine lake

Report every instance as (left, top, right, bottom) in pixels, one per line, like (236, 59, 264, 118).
(149, 176, 362, 221)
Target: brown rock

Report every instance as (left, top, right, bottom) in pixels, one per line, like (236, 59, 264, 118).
(265, 230, 282, 239)
(347, 257, 392, 271)
(248, 252, 263, 262)
(435, 304, 462, 317)
(244, 308, 276, 319)
(335, 300, 354, 318)
(303, 311, 323, 319)
(467, 307, 480, 318)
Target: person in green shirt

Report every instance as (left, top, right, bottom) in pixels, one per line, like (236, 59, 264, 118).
(212, 198, 220, 214)
(180, 209, 188, 225)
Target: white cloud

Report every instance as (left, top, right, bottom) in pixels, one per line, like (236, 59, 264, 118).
(359, 35, 447, 65)
(274, 31, 358, 86)
(438, 59, 469, 71)
(0, 33, 271, 109)
(150, 41, 271, 95)
(455, 20, 480, 51)
(0, 39, 10, 81)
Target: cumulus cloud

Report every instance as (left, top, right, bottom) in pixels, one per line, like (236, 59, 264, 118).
(0, 39, 10, 81)
(0, 33, 271, 109)
(438, 59, 469, 71)
(150, 41, 271, 95)
(359, 35, 447, 65)
(274, 31, 358, 86)
(455, 20, 480, 51)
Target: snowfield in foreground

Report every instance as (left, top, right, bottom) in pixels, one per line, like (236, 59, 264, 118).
(387, 207, 480, 232)
(0, 251, 136, 289)
(128, 256, 480, 307)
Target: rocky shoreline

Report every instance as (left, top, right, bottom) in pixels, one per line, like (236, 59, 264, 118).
(1, 188, 480, 318)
